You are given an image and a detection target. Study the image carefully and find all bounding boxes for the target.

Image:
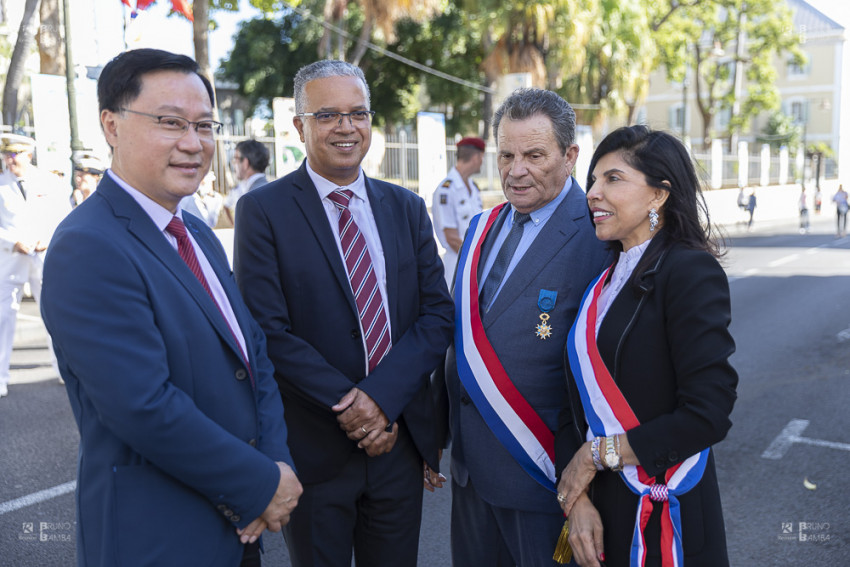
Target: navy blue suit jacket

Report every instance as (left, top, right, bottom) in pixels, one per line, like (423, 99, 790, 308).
(233, 164, 453, 483)
(438, 179, 612, 513)
(41, 175, 293, 566)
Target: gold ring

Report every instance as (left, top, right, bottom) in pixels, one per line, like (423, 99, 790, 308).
(557, 493, 567, 504)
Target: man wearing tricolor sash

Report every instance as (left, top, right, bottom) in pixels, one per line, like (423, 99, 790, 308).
(434, 89, 611, 566)
(555, 126, 738, 567)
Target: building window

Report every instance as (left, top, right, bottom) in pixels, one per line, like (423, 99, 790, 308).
(670, 104, 686, 131)
(788, 99, 808, 124)
(787, 58, 809, 79)
(715, 107, 731, 131)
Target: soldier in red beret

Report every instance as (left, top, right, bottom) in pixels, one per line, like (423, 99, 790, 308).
(432, 137, 485, 283)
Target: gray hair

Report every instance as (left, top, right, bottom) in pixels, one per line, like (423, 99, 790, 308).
(492, 88, 576, 154)
(293, 60, 371, 113)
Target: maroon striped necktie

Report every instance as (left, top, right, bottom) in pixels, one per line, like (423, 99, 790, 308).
(327, 189, 391, 372)
(165, 216, 254, 386)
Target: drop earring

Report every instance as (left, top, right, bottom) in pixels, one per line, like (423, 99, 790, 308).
(649, 208, 658, 233)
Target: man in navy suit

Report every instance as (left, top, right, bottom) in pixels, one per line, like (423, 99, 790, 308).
(40, 49, 302, 566)
(233, 60, 454, 567)
(435, 89, 612, 566)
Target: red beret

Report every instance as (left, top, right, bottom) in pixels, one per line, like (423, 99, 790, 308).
(456, 137, 485, 151)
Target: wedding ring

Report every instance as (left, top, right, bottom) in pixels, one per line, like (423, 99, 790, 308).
(360, 426, 368, 435)
(557, 493, 567, 504)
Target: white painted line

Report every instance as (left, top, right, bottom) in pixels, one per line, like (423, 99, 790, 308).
(16, 314, 42, 322)
(768, 254, 800, 268)
(762, 419, 850, 459)
(0, 481, 76, 516)
(762, 419, 810, 459)
(838, 325, 850, 342)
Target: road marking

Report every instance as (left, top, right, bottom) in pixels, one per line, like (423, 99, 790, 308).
(16, 314, 42, 322)
(762, 419, 850, 459)
(0, 481, 76, 516)
(838, 325, 850, 342)
(768, 253, 800, 267)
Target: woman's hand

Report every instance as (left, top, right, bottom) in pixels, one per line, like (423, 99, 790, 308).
(568, 492, 605, 567)
(557, 441, 598, 517)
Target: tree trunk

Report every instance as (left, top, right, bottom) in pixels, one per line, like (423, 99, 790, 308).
(3, 0, 41, 127)
(193, 0, 211, 85)
(349, 18, 372, 67)
(38, 0, 64, 75)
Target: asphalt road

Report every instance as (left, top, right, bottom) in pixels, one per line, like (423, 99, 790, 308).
(1, 211, 849, 566)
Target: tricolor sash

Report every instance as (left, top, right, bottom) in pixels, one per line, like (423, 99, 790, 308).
(567, 268, 709, 567)
(453, 205, 557, 492)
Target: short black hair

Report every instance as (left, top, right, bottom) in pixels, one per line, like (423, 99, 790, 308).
(235, 140, 270, 173)
(97, 48, 214, 113)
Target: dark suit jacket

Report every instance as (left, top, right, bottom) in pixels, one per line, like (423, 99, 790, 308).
(558, 236, 738, 566)
(40, 175, 293, 567)
(438, 179, 612, 513)
(233, 164, 454, 483)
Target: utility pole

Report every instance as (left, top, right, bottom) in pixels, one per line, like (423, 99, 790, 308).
(62, 0, 83, 187)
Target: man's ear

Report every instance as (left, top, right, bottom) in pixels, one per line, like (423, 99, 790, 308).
(293, 117, 305, 143)
(101, 109, 119, 147)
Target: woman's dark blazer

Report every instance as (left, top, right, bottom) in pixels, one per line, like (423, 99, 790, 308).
(558, 236, 738, 567)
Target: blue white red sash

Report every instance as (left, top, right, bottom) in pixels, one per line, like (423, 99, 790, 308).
(453, 204, 557, 492)
(567, 269, 709, 567)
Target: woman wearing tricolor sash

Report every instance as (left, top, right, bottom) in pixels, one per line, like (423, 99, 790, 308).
(555, 126, 738, 567)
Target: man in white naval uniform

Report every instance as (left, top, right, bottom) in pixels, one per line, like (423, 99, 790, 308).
(0, 137, 71, 397)
(431, 137, 485, 285)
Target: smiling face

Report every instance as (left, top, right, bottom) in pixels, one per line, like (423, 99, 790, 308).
(586, 151, 669, 250)
(496, 115, 578, 214)
(294, 75, 371, 186)
(100, 70, 214, 212)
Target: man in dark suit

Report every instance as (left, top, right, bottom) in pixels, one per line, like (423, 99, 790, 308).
(233, 60, 454, 567)
(435, 89, 612, 566)
(39, 48, 302, 567)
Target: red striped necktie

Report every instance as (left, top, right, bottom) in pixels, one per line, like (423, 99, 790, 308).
(165, 215, 254, 386)
(327, 189, 391, 372)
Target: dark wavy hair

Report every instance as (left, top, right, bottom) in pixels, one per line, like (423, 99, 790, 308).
(587, 125, 721, 263)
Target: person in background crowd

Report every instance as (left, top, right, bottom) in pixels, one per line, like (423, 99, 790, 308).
(431, 136, 485, 284)
(0, 136, 71, 398)
(557, 126, 738, 567)
(435, 88, 611, 567)
(72, 153, 105, 206)
(224, 139, 270, 225)
(181, 170, 224, 228)
(39, 48, 302, 566)
(234, 59, 453, 567)
(799, 187, 810, 234)
(832, 184, 848, 237)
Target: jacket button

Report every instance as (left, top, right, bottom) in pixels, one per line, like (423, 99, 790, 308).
(655, 459, 665, 470)
(230, 515, 241, 523)
(460, 395, 471, 405)
(351, 329, 361, 339)
(217, 504, 228, 512)
(248, 439, 257, 447)
(668, 451, 679, 462)
(223, 509, 233, 517)
(235, 369, 247, 381)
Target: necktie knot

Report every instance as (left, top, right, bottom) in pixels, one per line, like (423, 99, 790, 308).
(166, 216, 188, 240)
(328, 189, 354, 211)
(513, 211, 531, 226)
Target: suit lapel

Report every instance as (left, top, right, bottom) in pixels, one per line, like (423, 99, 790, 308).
(98, 178, 240, 357)
(365, 177, 400, 330)
(289, 165, 359, 315)
(483, 179, 585, 324)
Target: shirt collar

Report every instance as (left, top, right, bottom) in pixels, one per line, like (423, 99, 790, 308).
(306, 160, 367, 202)
(107, 169, 181, 232)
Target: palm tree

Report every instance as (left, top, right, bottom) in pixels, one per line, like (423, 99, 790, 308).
(3, 0, 39, 126)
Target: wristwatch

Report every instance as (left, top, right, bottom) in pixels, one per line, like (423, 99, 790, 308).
(604, 435, 623, 472)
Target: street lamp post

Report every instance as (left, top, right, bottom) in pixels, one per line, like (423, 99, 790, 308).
(62, 0, 84, 188)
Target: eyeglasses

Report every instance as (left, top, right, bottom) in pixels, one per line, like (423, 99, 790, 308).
(119, 108, 223, 140)
(295, 110, 375, 127)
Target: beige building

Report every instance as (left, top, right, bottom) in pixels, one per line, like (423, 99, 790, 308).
(642, 0, 849, 180)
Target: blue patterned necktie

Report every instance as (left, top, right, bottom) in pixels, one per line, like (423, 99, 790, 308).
(479, 211, 531, 311)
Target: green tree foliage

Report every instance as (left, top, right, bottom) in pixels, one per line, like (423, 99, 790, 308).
(653, 0, 805, 148)
(758, 110, 801, 150)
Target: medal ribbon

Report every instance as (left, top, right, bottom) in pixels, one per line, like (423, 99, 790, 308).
(453, 204, 557, 492)
(567, 270, 709, 567)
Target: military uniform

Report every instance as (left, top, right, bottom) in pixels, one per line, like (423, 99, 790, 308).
(431, 166, 483, 284)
